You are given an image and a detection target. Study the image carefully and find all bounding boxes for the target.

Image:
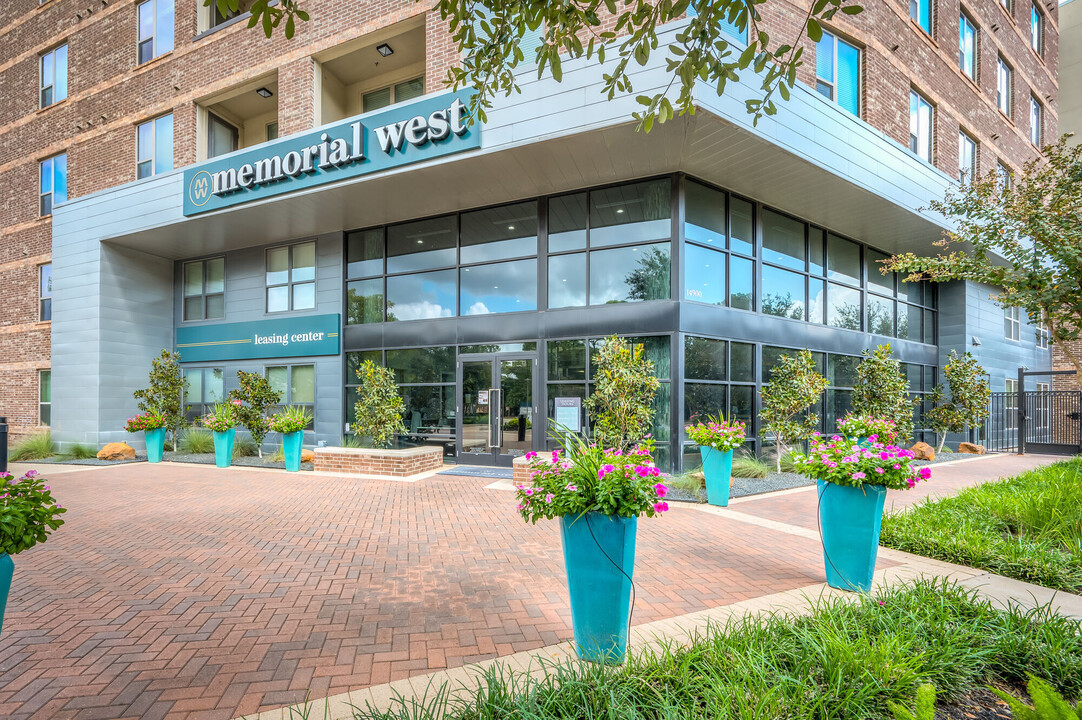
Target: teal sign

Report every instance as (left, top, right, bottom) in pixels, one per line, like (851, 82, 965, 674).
(176, 314, 341, 362)
(183, 89, 479, 216)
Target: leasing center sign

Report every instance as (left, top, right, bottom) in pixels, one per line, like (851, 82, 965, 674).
(183, 89, 479, 216)
(176, 314, 340, 362)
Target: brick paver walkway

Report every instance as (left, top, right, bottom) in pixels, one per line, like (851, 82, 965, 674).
(0, 453, 1064, 720)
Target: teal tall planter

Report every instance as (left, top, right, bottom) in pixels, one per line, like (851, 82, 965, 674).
(816, 480, 887, 593)
(213, 428, 235, 468)
(144, 427, 166, 463)
(282, 431, 303, 472)
(560, 512, 637, 664)
(700, 447, 733, 507)
(0, 553, 11, 637)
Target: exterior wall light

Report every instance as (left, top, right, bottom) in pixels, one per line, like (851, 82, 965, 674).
(256, 87, 274, 98)
(377, 43, 394, 57)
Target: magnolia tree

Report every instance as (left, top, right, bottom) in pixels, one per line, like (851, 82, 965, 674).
(205, 0, 864, 129)
(852, 344, 916, 441)
(584, 335, 661, 452)
(228, 371, 283, 458)
(886, 137, 1082, 377)
(353, 360, 407, 448)
(133, 350, 187, 452)
(760, 349, 827, 473)
(926, 351, 990, 453)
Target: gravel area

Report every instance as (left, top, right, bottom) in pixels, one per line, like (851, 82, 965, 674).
(33, 456, 146, 466)
(163, 452, 313, 471)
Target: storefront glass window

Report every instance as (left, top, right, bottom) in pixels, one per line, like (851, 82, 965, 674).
(460, 259, 537, 315)
(827, 282, 861, 330)
(548, 193, 587, 252)
(729, 196, 754, 256)
(684, 383, 726, 424)
(460, 202, 538, 264)
(548, 339, 587, 381)
(588, 179, 671, 248)
(761, 265, 804, 320)
(867, 294, 894, 335)
(386, 347, 456, 384)
(809, 228, 825, 275)
(589, 243, 670, 304)
(809, 279, 826, 324)
(346, 229, 383, 278)
(827, 233, 860, 285)
(762, 210, 805, 270)
(684, 336, 726, 381)
(346, 279, 383, 324)
(729, 255, 753, 310)
(866, 248, 893, 294)
(386, 269, 456, 321)
(548, 253, 586, 308)
(898, 303, 923, 342)
(684, 243, 725, 305)
(387, 216, 457, 273)
(730, 342, 754, 382)
(685, 181, 726, 248)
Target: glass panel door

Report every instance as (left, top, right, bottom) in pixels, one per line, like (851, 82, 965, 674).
(499, 359, 533, 458)
(457, 354, 537, 465)
(460, 360, 493, 460)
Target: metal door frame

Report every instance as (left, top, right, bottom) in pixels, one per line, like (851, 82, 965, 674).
(1014, 367, 1081, 455)
(455, 351, 539, 466)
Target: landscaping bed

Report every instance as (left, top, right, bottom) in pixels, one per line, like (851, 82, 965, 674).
(880, 458, 1082, 593)
(347, 580, 1082, 720)
(163, 452, 313, 471)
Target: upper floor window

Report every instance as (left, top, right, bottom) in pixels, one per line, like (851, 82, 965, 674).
(1005, 306, 1021, 341)
(1030, 97, 1042, 146)
(137, 114, 174, 178)
(207, 112, 238, 159)
(39, 264, 52, 321)
(1036, 320, 1050, 349)
(137, 0, 174, 64)
(210, 0, 255, 28)
(958, 131, 976, 185)
(362, 77, 425, 113)
(958, 14, 977, 80)
(687, 1, 748, 43)
(997, 162, 1011, 191)
(40, 44, 68, 108)
(910, 0, 931, 34)
(996, 56, 1012, 117)
(815, 31, 861, 116)
(909, 90, 933, 163)
(183, 257, 225, 321)
(1001, 0, 1012, 12)
(1030, 5, 1043, 55)
(39, 153, 67, 216)
(267, 241, 316, 313)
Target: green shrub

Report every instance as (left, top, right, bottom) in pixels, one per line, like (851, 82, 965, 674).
(268, 445, 285, 463)
(666, 472, 704, 493)
(340, 435, 364, 448)
(352, 360, 406, 448)
(9, 432, 55, 461)
(583, 335, 660, 452)
(232, 436, 258, 458)
(61, 443, 98, 460)
(732, 453, 769, 479)
(178, 427, 214, 454)
(992, 674, 1082, 720)
(778, 450, 801, 474)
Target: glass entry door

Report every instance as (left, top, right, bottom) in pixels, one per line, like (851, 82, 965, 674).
(458, 354, 536, 466)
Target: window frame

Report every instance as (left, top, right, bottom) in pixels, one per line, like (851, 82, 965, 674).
(183, 366, 225, 420)
(909, 90, 934, 163)
(137, 0, 174, 64)
(136, 113, 174, 179)
(997, 162, 1011, 191)
(39, 263, 52, 321)
(958, 12, 977, 81)
(815, 30, 861, 117)
(266, 241, 318, 314)
(39, 369, 51, 426)
(39, 43, 68, 108)
(1036, 320, 1050, 349)
(1004, 306, 1021, 342)
(207, 111, 239, 159)
(361, 76, 426, 114)
(958, 130, 977, 185)
(265, 363, 316, 428)
(1029, 96, 1042, 146)
(909, 0, 932, 34)
(996, 56, 1012, 118)
(39, 152, 67, 217)
(182, 257, 226, 322)
(1030, 4, 1042, 55)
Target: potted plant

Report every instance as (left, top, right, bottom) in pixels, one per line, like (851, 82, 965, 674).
(685, 415, 746, 507)
(516, 432, 668, 664)
(795, 435, 929, 593)
(0, 470, 65, 635)
(270, 406, 313, 472)
(835, 413, 897, 447)
(125, 411, 168, 463)
(203, 401, 238, 468)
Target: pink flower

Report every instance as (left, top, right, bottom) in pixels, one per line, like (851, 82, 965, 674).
(875, 467, 885, 475)
(893, 464, 901, 470)
(524, 488, 534, 496)
(598, 463, 615, 479)
(918, 466, 931, 480)
(545, 493, 555, 503)
(851, 471, 866, 480)
(525, 451, 538, 460)
(516, 503, 525, 511)
(565, 484, 577, 492)
(653, 501, 669, 513)
(654, 483, 668, 498)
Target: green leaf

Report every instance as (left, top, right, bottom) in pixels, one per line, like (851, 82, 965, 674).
(841, 5, 864, 14)
(807, 18, 823, 42)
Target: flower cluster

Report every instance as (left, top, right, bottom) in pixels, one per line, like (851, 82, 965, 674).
(0, 470, 66, 556)
(515, 434, 670, 523)
(685, 417, 747, 452)
(836, 413, 897, 441)
(794, 435, 930, 490)
(124, 412, 166, 433)
(201, 402, 235, 432)
(269, 406, 313, 435)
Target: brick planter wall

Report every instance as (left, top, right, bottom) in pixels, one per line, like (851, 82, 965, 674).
(313, 446, 443, 477)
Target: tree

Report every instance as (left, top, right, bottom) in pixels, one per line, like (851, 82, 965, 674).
(205, 0, 864, 129)
(852, 344, 916, 441)
(759, 349, 826, 472)
(228, 371, 283, 457)
(133, 349, 187, 452)
(886, 137, 1082, 377)
(353, 360, 407, 448)
(584, 335, 660, 451)
(925, 351, 990, 453)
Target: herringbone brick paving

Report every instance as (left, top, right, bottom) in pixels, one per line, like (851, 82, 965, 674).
(0, 462, 833, 720)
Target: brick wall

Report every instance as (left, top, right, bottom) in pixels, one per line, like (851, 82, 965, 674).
(312, 446, 444, 476)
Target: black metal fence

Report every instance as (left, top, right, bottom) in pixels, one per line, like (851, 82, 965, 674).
(983, 392, 1018, 453)
(983, 389, 1082, 455)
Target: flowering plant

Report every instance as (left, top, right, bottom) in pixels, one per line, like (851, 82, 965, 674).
(202, 402, 236, 432)
(125, 412, 167, 433)
(515, 432, 670, 523)
(0, 471, 66, 555)
(794, 435, 930, 490)
(836, 413, 897, 441)
(685, 415, 746, 452)
(269, 406, 312, 434)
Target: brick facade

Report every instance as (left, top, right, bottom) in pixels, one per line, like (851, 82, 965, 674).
(0, 0, 1059, 437)
(312, 445, 444, 476)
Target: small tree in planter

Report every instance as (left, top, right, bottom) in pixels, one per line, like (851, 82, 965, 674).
(0, 470, 66, 634)
(133, 349, 187, 452)
(353, 359, 406, 448)
(852, 344, 918, 442)
(760, 350, 827, 473)
(228, 371, 283, 458)
(926, 351, 990, 453)
(584, 335, 660, 452)
(517, 432, 668, 664)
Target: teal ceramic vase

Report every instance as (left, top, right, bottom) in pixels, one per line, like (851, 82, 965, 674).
(144, 427, 166, 463)
(282, 431, 303, 472)
(559, 512, 637, 664)
(816, 480, 887, 593)
(212, 428, 235, 468)
(700, 446, 733, 506)
(0, 553, 12, 637)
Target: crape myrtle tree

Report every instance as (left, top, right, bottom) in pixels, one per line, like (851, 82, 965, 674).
(133, 349, 187, 452)
(852, 344, 917, 441)
(759, 349, 827, 472)
(925, 350, 990, 453)
(204, 0, 864, 129)
(886, 137, 1082, 377)
(228, 371, 283, 458)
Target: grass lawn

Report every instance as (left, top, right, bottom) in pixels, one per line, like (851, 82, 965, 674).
(880, 458, 1082, 593)
(327, 580, 1082, 720)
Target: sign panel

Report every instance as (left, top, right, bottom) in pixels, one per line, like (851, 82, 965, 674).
(176, 314, 340, 362)
(554, 397, 582, 433)
(183, 89, 480, 216)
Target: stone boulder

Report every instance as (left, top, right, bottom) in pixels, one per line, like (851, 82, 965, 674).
(300, 449, 315, 463)
(910, 442, 935, 461)
(97, 442, 135, 461)
(958, 442, 986, 455)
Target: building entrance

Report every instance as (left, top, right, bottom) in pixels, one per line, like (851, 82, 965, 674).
(457, 353, 537, 466)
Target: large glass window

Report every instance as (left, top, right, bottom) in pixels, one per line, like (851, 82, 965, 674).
(387, 216, 457, 273)
(684, 243, 725, 305)
(183, 257, 225, 321)
(588, 179, 671, 248)
(461, 259, 537, 315)
(266, 364, 315, 427)
(39, 370, 51, 426)
(386, 270, 456, 320)
(137, 113, 173, 179)
(762, 210, 805, 271)
(266, 242, 316, 313)
(958, 131, 977, 185)
(590, 243, 670, 304)
(184, 367, 224, 420)
(685, 181, 726, 248)
(346, 228, 384, 278)
(346, 278, 383, 324)
(548, 193, 587, 252)
(959, 14, 977, 80)
(910, 0, 931, 34)
(40, 44, 68, 108)
(815, 31, 860, 116)
(761, 265, 804, 320)
(909, 90, 933, 162)
(827, 233, 860, 285)
(460, 202, 538, 264)
(548, 253, 586, 309)
(39, 153, 67, 216)
(137, 0, 174, 64)
(1030, 97, 1042, 146)
(997, 57, 1012, 118)
(207, 113, 238, 159)
(827, 282, 860, 329)
(867, 294, 893, 336)
(730, 255, 754, 311)
(39, 264, 52, 321)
